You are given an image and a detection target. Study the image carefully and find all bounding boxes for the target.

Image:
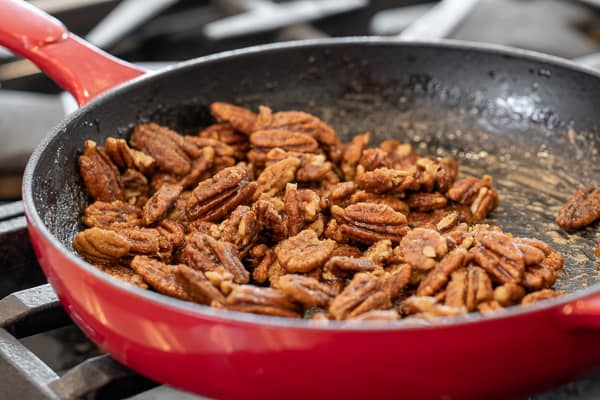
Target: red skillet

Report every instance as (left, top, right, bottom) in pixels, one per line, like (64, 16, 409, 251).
(2, 1, 600, 398)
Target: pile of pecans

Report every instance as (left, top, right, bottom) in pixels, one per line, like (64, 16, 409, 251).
(73, 102, 565, 321)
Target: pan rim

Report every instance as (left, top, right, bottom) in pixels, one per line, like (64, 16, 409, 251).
(22, 37, 600, 332)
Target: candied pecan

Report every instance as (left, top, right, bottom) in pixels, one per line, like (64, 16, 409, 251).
(177, 147, 215, 189)
(142, 183, 182, 225)
(417, 248, 467, 296)
(265, 149, 332, 183)
(477, 300, 503, 314)
(83, 200, 142, 229)
(325, 256, 380, 272)
(199, 123, 249, 160)
(186, 165, 257, 222)
(183, 136, 235, 159)
(151, 173, 178, 192)
(399, 228, 448, 271)
(282, 185, 321, 236)
(175, 265, 226, 305)
(253, 195, 287, 241)
(556, 188, 600, 230)
(255, 107, 341, 158)
(276, 274, 337, 308)
(79, 140, 124, 202)
(513, 239, 546, 265)
(130, 123, 191, 176)
(406, 192, 448, 212)
(182, 232, 249, 283)
(349, 310, 400, 321)
(380, 263, 412, 300)
(348, 192, 409, 214)
(329, 272, 391, 320)
(355, 167, 417, 194)
(364, 240, 394, 265)
(444, 265, 493, 311)
(250, 246, 276, 284)
(447, 176, 498, 221)
(359, 148, 391, 171)
(275, 229, 336, 273)
(157, 220, 185, 248)
(512, 237, 552, 256)
(521, 289, 564, 305)
(94, 264, 148, 289)
(401, 296, 464, 317)
(470, 230, 525, 284)
(121, 168, 149, 204)
(221, 285, 301, 318)
(249, 129, 319, 163)
(596, 241, 600, 258)
(210, 102, 257, 135)
(435, 157, 459, 192)
(105, 137, 156, 174)
(168, 191, 191, 224)
(254, 157, 301, 199)
(218, 205, 260, 255)
(72, 228, 131, 263)
(331, 202, 408, 244)
(331, 244, 363, 259)
(493, 283, 526, 306)
(523, 263, 557, 290)
(326, 181, 357, 207)
(130, 256, 191, 300)
(205, 267, 235, 295)
(380, 140, 418, 169)
(341, 132, 370, 180)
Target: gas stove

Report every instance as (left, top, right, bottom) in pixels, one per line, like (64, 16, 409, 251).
(0, 1, 599, 398)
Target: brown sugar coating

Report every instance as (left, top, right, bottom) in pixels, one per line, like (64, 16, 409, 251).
(73, 102, 570, 321)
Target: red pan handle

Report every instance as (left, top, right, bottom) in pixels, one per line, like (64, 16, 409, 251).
(0, 0, 146, 105)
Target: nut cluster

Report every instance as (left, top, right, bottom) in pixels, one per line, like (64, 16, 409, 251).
(73, 102, 564, 321)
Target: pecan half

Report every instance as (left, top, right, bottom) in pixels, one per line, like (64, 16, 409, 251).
(255, 107, 341, 159)
(218, 205, 260, 255)
(470, 230, 525, 284)
(105, 137, 156, 174)
(331, 202, 408, 244)
(83, 200, 142, 229)
(79, 140, 124, 202)
(254, 157, 301, 199)
(249, 131, 319, 167)
(182, 232, 249, 283)
(417, 248, 467, 296)
(444, 265, 493, 311)
(175, 265, 226, 305)
(493, 283, 525, 306)
(130, 123, 191, 176)
(142, 183, 182, 225)
(447, 176, 499, 221)
(324, 256, 380, 273)
(401, 296, 464, 317)
(556, 187, 600, 230)
(355, 167, 417, 195)
(130, 256, 191, 300)
(72, 228, 131, 264)
(210, 102, 257, 135)
(250, 245, 276, 284)
(275, 274, 337, 308)
(199, 123, 249, 160)
(275, 229, 336, 273)
(399, 228, 448, 271)
(406, 192, 448, 212)
(477, 300, 503, 314)
(349, 309, 400, 321)
(121, 168, 149, 205)
(329, 272, 391, 320)
(349, 191, 409, 214)
(521, 289, 564, 305)
(341, 132, 370, 180)
(253, 195, 287, 241)
(186, 165, 257, 222)
(177, 147, 215, 189)
(220, 285, 301, 318)
(94, 264, 148, 289)
(380, 263, 412, 300)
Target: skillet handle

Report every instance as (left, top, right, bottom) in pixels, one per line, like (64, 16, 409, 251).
(0, 0, 146, 105)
